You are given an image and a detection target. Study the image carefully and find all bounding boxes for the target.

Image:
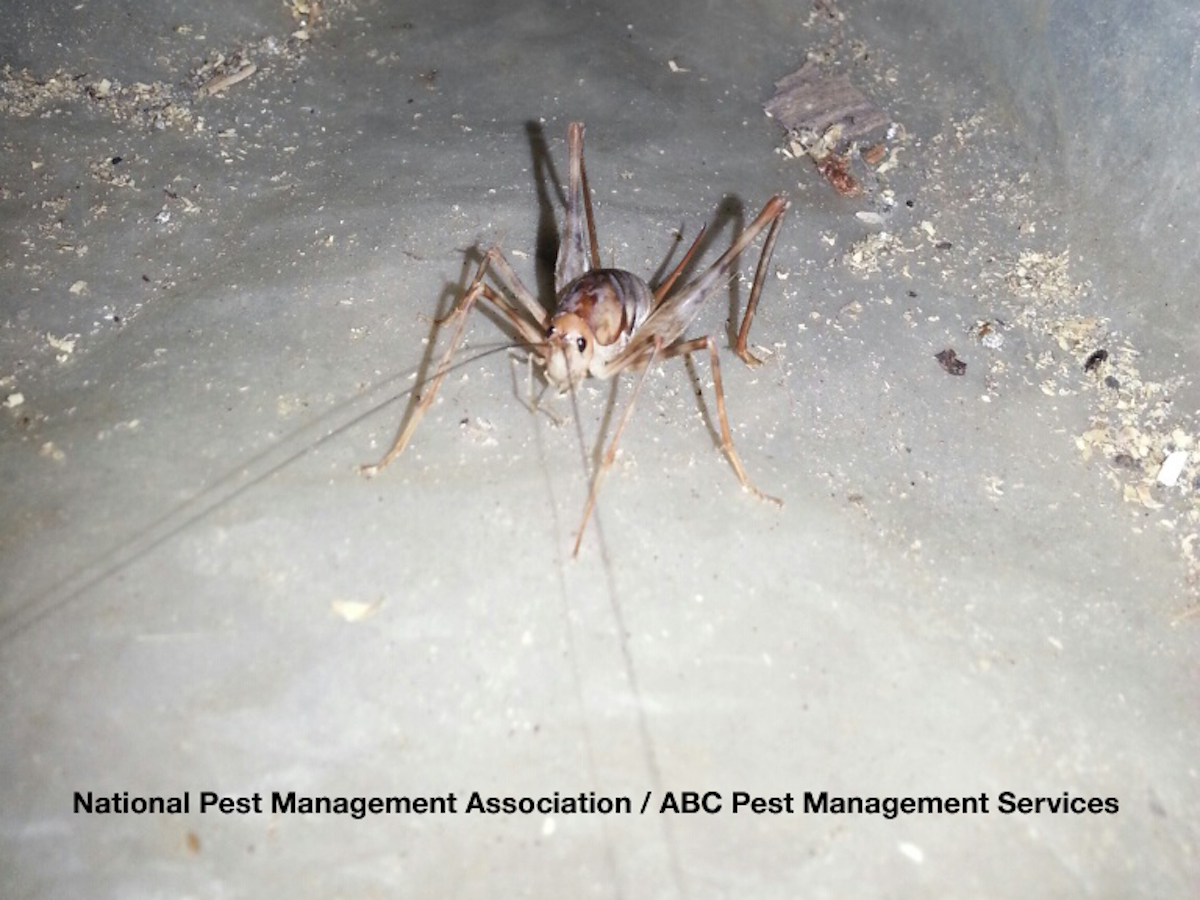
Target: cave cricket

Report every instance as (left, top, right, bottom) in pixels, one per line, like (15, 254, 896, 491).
(361, 122, 789, 556)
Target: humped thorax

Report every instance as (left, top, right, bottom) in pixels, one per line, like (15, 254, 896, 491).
(553, 269, 654, 376)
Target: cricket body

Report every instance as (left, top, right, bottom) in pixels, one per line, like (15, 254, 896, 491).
(362, 122, 789, 556)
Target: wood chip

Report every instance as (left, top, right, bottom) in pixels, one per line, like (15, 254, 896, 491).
(765, 61, 891, 196)
(196, 63, 257, 98)
(765, 62, 888, 139)
(935, 348, 967, 376)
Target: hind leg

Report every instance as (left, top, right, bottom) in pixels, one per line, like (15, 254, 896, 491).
(556, 122, 602, 291)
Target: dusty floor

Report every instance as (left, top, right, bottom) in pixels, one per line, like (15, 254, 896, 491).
(2, 0, 1198, 896)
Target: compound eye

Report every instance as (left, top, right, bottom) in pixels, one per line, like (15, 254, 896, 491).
(576, 336, 588, 353)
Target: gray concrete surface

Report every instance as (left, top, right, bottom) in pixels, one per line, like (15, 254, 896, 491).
(2, 0, 1197, 896)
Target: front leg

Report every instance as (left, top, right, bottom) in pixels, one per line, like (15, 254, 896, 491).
(572, 337, 665, 557)
(361, 252, 535, 476)
(483, 247, 549, 331)
(360, 274, 488, 476)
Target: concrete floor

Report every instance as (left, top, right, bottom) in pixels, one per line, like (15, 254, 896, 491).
(2, 1, 1198, 896)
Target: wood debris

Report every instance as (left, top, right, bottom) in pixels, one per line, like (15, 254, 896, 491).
(764, 61, 892, 197)
(935, 348, 967, 376)
(196, 63, 258, 98)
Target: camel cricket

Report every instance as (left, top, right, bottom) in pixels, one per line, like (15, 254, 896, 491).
(362, 122, 788, 556)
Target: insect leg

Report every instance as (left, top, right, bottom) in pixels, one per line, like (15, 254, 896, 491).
(483, 248, 549, 330)
(479, 284, 545, 349)
(576, 125, 601, 271)
(639, 196, 789, 355)
(360, 261, 493, 477)
(733, 200, 786, 366)
(572, 337, 664, 557)
(653, 224, 708, 307)
(666, 336, 782, 505)
(556, 122, 600, 291)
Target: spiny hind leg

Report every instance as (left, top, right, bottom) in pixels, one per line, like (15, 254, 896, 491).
(575, 124, 600, 271)
(557, 122, 601, 291)
(667, 336, 781, 505)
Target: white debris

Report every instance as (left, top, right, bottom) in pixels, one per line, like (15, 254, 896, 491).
(40, 441, 65, 462)
(1156, 450, 1189, 487)
(331, 598, 383, 622)
(47, 333, 77, 361)
(897, 841, 925, 864)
